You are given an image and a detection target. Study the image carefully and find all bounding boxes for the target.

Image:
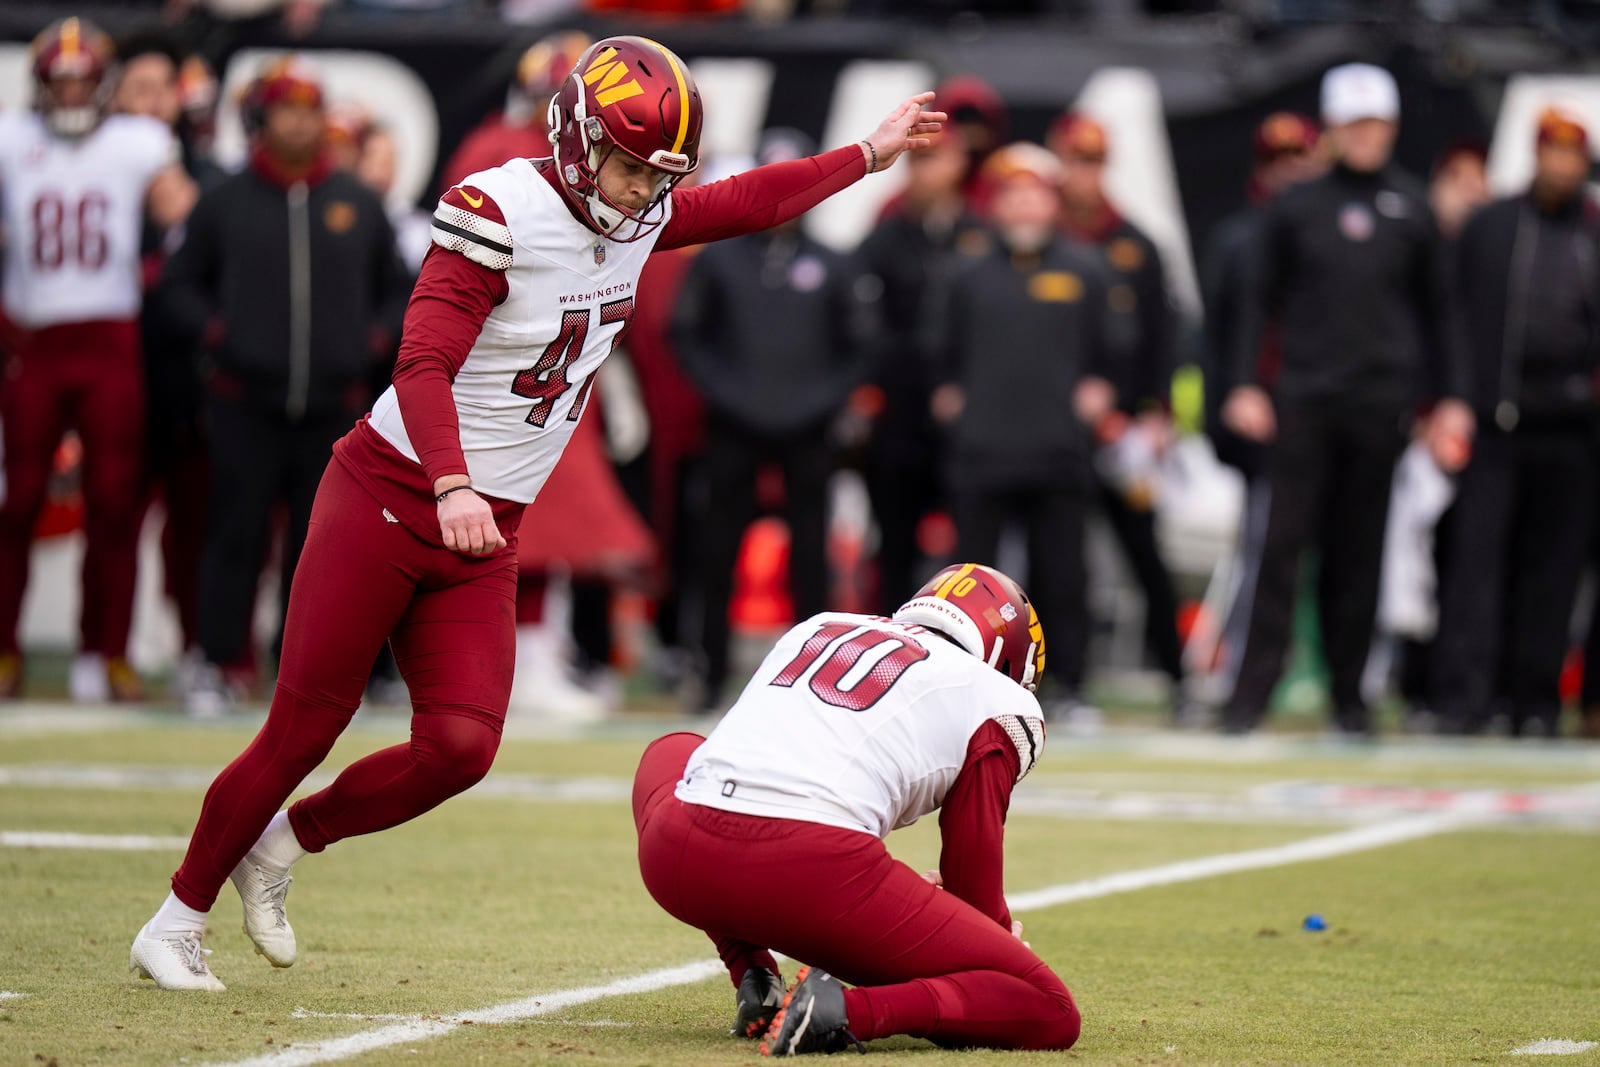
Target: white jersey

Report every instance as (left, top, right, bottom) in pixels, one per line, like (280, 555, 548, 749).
(678, 612, 1047, 838)
(0, 112, 173, 329)
(368, 158, 671, 503)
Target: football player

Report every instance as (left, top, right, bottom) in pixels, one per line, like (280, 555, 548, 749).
(632, 563, 1080, 1055)
(0, 17, 194, 703)
(129, 34, 943, 991)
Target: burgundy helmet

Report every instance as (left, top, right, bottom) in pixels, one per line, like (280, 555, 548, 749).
(31, 17, 115, 137)
(893, 564, 1046, 691)
(546, 35, 702, 241)
(240, 54, 324, 138)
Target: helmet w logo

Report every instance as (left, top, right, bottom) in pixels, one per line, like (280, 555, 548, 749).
(582, 47, 643, 108)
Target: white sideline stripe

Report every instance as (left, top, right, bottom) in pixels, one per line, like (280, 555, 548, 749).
(290, 1007, 632, 1027)
(1006, 812, 1468, 912)
(1510, 1039, 1600, 1055)
(1, 831, 189, 850)
(205, 814, 1463, 1067)
(0, 991, 24, 1000)
(208, 961, 724, 1067)
(7, 764, 1600, 831)
(0, 764, 632, 803)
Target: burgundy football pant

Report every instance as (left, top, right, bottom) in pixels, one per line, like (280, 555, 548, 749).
(171, 458, 517, 910)
(632, 734, 1081, 1051)
(0, 320, 145, 658)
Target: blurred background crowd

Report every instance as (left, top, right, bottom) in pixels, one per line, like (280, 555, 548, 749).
(4, 0, 1600, 739)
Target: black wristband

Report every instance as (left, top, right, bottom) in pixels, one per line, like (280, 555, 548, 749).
(436, 485, 474, 504)
(860, 139, 878, 174)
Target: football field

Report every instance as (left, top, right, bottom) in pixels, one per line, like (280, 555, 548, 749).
(3, 705, 1599, 1066)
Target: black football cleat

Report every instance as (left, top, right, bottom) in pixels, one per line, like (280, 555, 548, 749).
(759, 966, 867, 1057)
(732, 965, 786, 1038)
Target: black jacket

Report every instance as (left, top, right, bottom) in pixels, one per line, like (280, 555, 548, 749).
(1200, 204, 1271, 474)
(158, 157, 410, 420)
(1453, 191, 1600, 430)
(671, 228, 874, 437)
(856, 207, 990, 467)
(928, 232, 1116, 491)
(1076, 215, 1174, 414)
(1233, 163, 1462, 412)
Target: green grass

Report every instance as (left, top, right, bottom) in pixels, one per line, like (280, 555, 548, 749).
(1, 710, 1598, 1066)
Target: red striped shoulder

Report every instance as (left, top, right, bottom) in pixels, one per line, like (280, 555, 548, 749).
(439, 183, 506, 225)
(432, 184, 513, 271)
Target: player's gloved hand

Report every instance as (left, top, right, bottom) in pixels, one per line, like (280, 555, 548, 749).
(1011, 920, 1030, 948)
(434, 479, 507, 556)
(861, 92, 947, 173)
(921, 869, 944, 888)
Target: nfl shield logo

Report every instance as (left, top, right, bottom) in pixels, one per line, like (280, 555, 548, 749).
(593, 243, 606, 265)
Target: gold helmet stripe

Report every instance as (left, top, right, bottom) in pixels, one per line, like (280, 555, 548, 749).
(639, 36, 691, 155)
(933, 562, 977, 600)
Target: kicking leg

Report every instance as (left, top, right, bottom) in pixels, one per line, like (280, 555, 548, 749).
(134, 461, 419, 989)
(288, 551, 517, 850)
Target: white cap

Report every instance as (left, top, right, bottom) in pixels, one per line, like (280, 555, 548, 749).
(1321, 63, 1400, 126)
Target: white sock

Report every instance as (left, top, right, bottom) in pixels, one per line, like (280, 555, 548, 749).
(150, 891, 208, 936)
(253, 810, 308, 869)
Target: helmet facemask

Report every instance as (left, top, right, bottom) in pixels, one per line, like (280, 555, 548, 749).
(37, 64, 112, 138)
(548, 78, 693, 242)
(31, 18, 114, 139)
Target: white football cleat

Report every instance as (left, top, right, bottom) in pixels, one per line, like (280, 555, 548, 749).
(129, 923, 225, 991)
(230, 849, 297, 967)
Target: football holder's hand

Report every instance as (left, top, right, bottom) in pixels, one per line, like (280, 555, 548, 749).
(436, 486, 507, 556)
(862, 92, 948, 174)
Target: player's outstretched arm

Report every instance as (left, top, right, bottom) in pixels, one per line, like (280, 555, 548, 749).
(658, 93, 947, 250)
(857, 91, 947, 174)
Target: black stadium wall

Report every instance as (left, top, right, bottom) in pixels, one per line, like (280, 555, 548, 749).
(0, 4, 1583, 271)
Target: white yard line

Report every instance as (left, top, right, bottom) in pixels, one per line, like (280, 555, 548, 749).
(1510, 1039, 1600, 1055)
(290, 1007, 631, 1027)
(0, 765, 632, 803)
(209, 961, 724, 1067)
(0, 831, 189, 850)
(0, 991, 24, 1000)
(1007, 812, 1472, 911)
(205, 812, 1467, 1067)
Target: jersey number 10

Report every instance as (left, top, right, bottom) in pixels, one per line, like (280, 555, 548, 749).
(769, 622, 929, 712)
